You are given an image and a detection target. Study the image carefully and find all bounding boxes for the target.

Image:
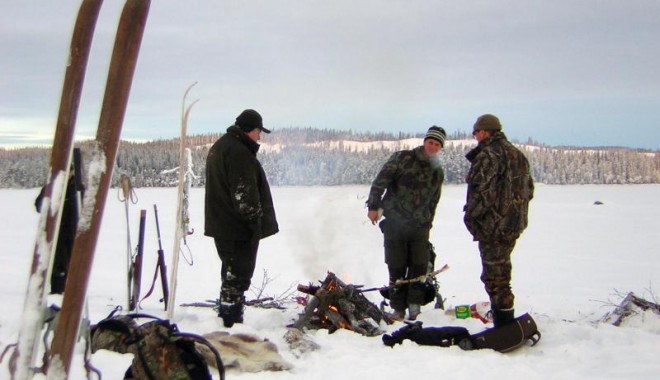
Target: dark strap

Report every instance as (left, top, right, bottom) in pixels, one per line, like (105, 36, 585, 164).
(138, 259, 162, 306)
(177, 332, 226, 380)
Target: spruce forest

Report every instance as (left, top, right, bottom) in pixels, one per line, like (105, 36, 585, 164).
(1, 128, 658, 189)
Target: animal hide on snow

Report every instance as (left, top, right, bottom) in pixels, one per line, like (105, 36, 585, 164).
(284, 327, 321, 358)
(196, 331, 293, 373)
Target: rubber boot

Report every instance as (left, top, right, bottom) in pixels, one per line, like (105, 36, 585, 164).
(392, 309, 406, 320)
(408, 304, 421, 320)
(218, 302, 244, 327)
(492, 308, 515, 328)
(217, 293, 245, 328)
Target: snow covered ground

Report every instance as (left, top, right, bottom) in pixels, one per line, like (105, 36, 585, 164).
(1, 184, 659, 379)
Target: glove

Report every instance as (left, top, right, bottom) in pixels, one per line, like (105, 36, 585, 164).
(382, 321, 423, 347)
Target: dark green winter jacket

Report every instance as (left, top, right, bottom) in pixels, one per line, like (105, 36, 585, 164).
(367, 146, 444, 229)
(204, 126, 279, 241)
(464, 132, 534, 242)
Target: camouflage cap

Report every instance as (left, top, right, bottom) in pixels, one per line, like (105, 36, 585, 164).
(473, 114, 502, 132)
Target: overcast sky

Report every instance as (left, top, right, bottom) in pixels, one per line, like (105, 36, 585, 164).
(1, 0, 659, 150)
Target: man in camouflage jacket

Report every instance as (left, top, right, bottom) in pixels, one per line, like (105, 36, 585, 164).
(367, 126, 446, 320)
(464, 114, 534, 327)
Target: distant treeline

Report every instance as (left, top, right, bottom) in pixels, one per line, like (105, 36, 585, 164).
(1, 127, 658, 189)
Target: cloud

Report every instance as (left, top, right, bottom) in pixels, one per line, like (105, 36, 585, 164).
(1, 0, 659, 150)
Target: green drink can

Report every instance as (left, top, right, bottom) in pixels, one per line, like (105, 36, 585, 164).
(455, 305, 471, 319)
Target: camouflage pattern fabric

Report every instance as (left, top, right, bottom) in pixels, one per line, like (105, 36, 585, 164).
(464, 132, 533, 242)
(368, 146, 443, 312)
(130, 321, 211, 380)
(463, 131, 533, 311)
(91, 316, 214, 380)
(479, 240, 516, 310)
(90, 315, 138, 355)
(367, 146, 444, 228)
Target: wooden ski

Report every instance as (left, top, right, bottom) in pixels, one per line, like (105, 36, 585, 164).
(167, 82, 199, 320)
(47, 0, 151, 377)
(10, 1, 103, 379)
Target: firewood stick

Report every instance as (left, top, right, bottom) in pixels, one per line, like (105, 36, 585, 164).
(394, 264, 449, 286)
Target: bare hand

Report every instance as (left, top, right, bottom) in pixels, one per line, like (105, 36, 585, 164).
(367, 210, 380, 225)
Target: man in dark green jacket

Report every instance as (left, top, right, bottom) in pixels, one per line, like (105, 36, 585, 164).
(464, 114, 534, 327)
(205, 109, 279, 327)
(367, 126, 446, 320)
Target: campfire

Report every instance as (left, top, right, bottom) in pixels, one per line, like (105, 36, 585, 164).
(290, 272, 395, 336)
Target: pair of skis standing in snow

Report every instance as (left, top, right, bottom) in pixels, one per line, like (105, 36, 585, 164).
(6, 1, 197, 378)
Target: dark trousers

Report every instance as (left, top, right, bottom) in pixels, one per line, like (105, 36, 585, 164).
(214, 238, 259, 304)
(478, 240, 516, 310)
(50, 238, 73, 294)
(380, 219, 430, 310)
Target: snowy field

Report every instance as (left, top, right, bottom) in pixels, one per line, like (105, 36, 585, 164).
(1, 184, 660, 379)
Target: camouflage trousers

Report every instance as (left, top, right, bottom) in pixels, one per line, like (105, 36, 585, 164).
(214, 238, 259, 305)
(478, 239, 516, 310)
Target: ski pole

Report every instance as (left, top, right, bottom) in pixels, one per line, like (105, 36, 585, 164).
(119, 173, 137, 309)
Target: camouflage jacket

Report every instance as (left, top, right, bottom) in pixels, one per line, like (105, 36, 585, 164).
(367, 146, 444, 228)
(464, 132, 534, 242)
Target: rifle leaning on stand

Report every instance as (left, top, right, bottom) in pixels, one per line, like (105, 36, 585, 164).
(139, 204, 170, 310)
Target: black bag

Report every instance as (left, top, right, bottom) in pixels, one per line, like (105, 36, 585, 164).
(463, 313, 541, 353)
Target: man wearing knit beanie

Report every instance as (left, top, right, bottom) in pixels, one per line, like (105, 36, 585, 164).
(424, 125, 446, 148)
(464, 114, 534, 329)
(366, 126, 445, 321)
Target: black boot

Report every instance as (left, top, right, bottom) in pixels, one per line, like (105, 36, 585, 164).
(217, 300, 245, 328)
(492, 309, 515, 328)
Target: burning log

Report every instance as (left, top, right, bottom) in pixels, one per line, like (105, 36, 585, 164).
(291, 272, 395, 336)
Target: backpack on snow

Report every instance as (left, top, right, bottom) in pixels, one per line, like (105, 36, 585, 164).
(466, 313, 541, 353)
(90, 309, 225, 380)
